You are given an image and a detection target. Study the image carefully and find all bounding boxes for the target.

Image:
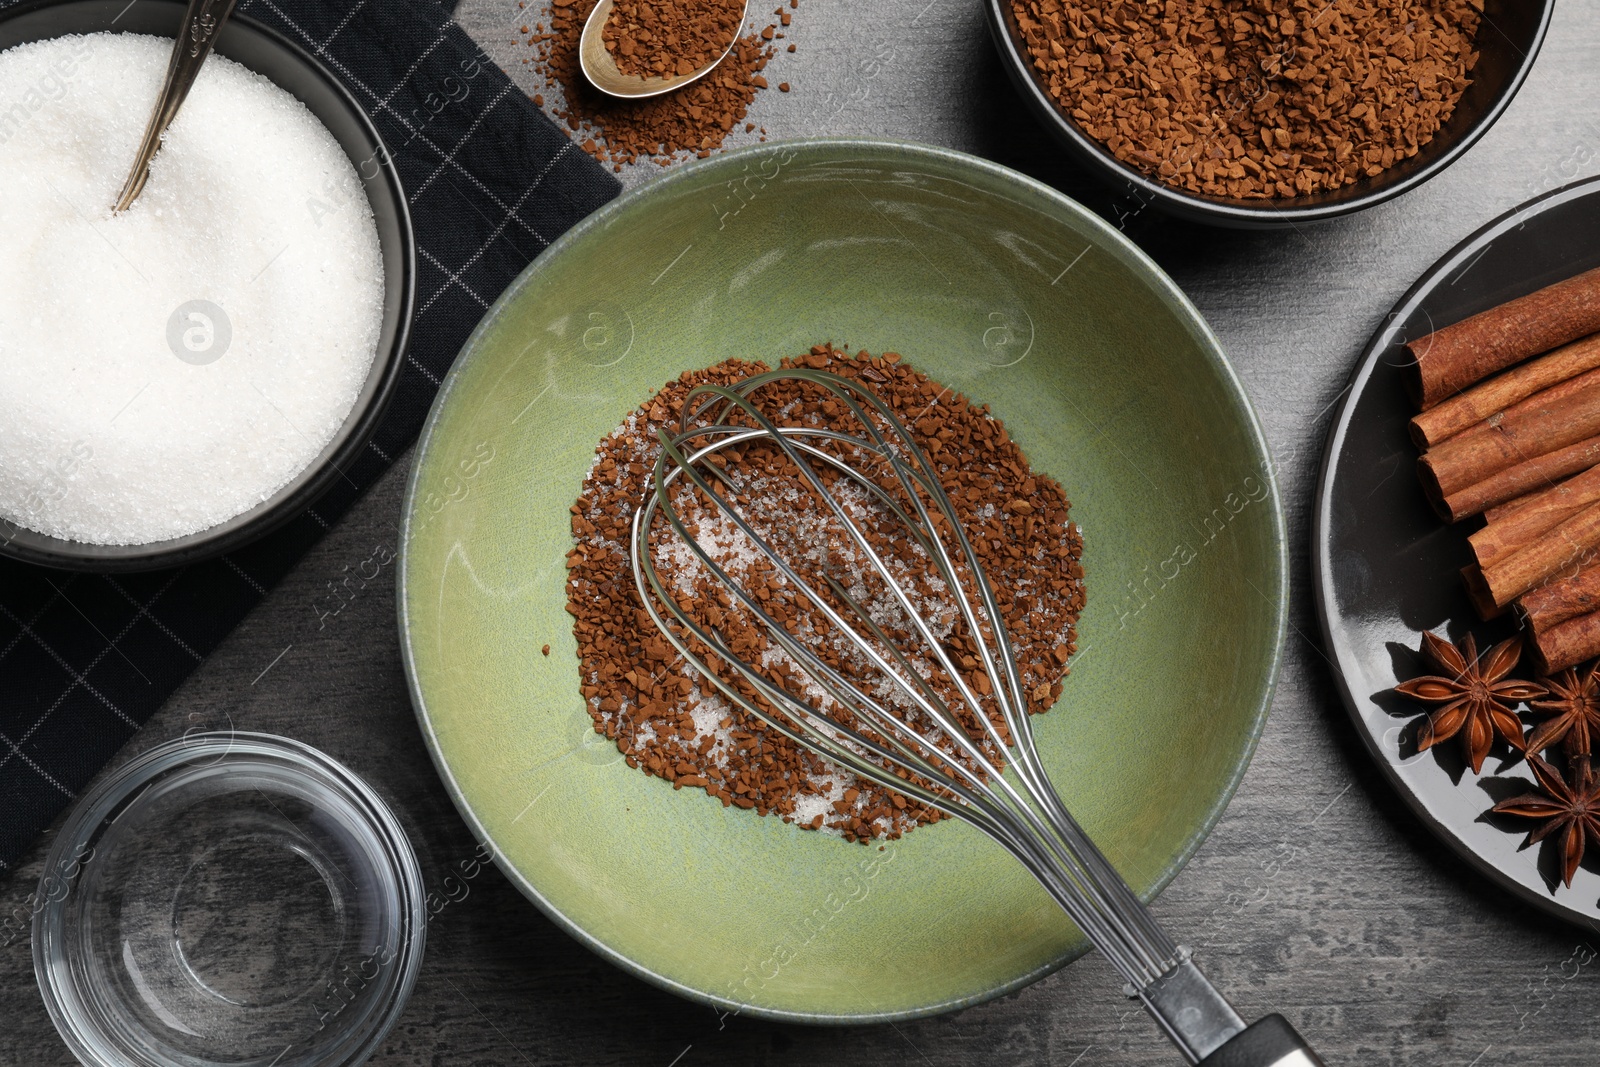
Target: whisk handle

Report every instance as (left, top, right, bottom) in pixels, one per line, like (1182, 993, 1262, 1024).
(1195, 1014, 1326, 1067)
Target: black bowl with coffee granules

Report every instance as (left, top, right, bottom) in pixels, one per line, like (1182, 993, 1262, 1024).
(985, 0, 1552, 228)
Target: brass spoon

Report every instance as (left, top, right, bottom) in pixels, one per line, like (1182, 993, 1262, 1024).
(114, 0, 239, 212)
(578, 0, 750, 100)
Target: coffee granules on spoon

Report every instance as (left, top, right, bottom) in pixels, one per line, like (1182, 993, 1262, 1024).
(602, 0, 745, 80)
(565, 346, 1086, 842)
(1009, 0, 1482, 199)
(521, 0, 794, 169)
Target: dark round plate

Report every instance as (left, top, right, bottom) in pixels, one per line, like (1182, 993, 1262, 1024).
(1313, 175, 1600, 925)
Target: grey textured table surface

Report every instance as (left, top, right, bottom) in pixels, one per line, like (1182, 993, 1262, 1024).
(6, 2, 1600, 1064)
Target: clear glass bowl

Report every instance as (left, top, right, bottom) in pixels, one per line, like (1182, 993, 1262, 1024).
(32, 733, 426, 1067)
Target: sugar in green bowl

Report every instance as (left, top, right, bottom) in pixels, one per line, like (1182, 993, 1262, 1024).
(399, 139, 1287, 1023)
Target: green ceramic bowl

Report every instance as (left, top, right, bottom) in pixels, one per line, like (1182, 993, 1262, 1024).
(399, 139, 1287, 1023)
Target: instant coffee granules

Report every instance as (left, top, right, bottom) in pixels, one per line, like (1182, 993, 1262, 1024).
(565, 346, 1086, 842)
(602, 0, 744, 80)
(1009, 0, 1482, 199)
(520, 0, 796, 170)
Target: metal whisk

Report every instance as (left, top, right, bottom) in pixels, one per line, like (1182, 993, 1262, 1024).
(630, 368, 1323, 1067)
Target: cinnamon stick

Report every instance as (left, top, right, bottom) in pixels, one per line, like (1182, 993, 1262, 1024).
(1478, 500, 1600, 609)
(1518, 565, 1600, 636)
(1410, 334, 1600, 448)
(1406, 265, 1600, 409)
(1418, 378, 1600, 499)
(1483, 488, 1540, 525)
(1482, 467, 1599, 525)
(1531, 609, 1600, 675)
(1462, 564, 1503, 621)
(1469, 464, 1600, 570)
(1432, 434, 1600, 522)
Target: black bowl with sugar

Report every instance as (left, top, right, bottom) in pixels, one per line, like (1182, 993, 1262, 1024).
(0, 0, 414, 571)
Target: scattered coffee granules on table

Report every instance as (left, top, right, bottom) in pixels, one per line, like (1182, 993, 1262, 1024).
(1009, 0, 1482, 199)
(602, 0, 744, 80)
(564, 346, 1086, 842)
(521, 0, 795, 170)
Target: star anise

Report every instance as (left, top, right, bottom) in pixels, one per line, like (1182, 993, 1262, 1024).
(1492, 754, 1600, 887)
(1528, 661, 1600, 759)
(1393, 631, 1545, 774)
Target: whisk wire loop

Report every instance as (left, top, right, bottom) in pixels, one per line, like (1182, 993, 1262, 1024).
(634, 371, 1176, 974)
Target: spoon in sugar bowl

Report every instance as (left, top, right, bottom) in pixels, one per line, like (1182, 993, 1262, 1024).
(579, 0, 750, 99)
(114, 0, 239, 212)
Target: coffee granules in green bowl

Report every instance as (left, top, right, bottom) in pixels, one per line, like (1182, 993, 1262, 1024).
(399, 139, 1287, 1022)
(565, 345, 1089, 843)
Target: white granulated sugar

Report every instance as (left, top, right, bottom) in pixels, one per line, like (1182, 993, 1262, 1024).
(686, 686, 732, 740)
(788, 768, 852, 828)
(0, 34, 383, 544)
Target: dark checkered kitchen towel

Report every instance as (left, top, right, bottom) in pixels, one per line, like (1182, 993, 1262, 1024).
(0, 0, 619, 873)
